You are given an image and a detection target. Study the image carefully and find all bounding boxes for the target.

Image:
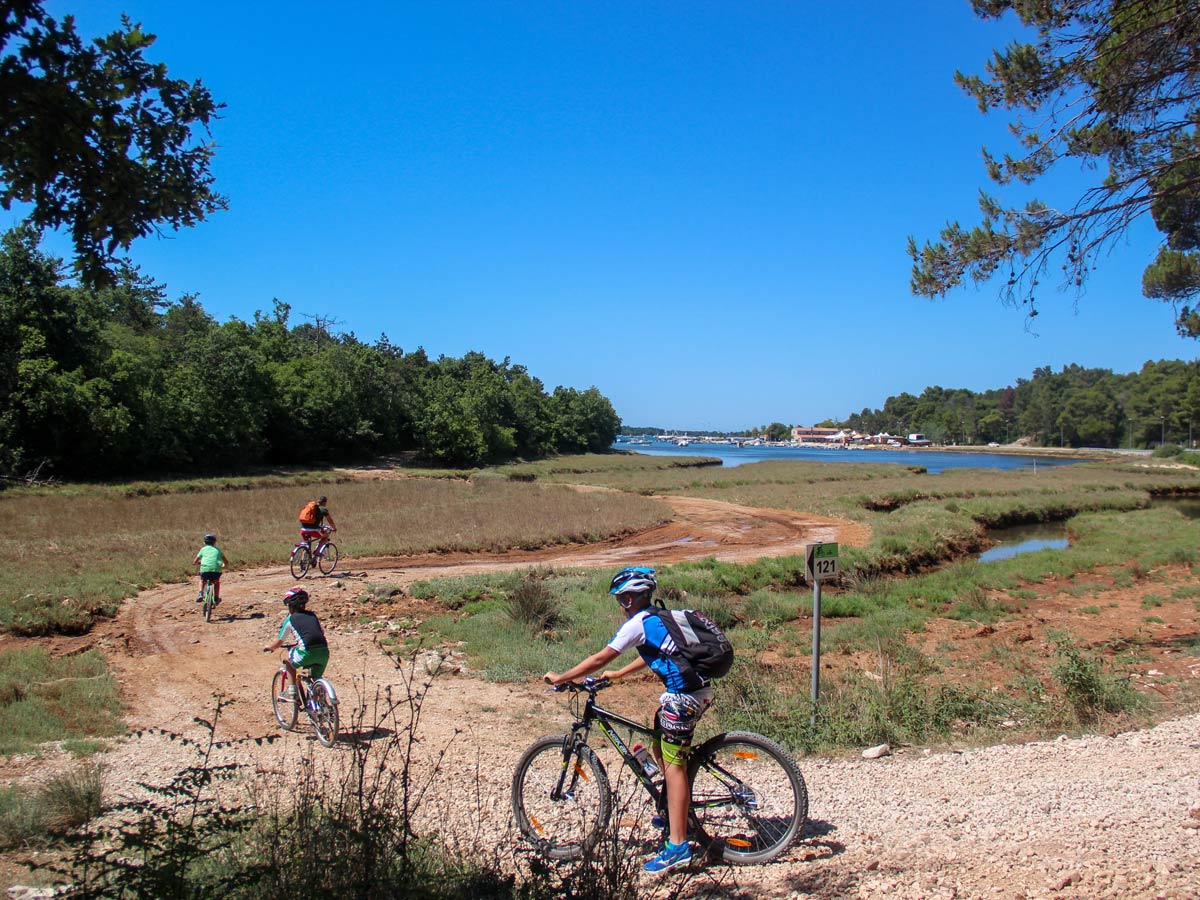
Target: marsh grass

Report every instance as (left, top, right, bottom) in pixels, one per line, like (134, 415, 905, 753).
(0, 648, 122, 754)
(0, 762, 103, 848)
(1, 475, 667, 634)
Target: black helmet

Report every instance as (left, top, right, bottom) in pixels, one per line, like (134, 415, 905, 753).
(317, 495, 327, 504)
(283, 587, 309, 609)
(203, 533, 217, 545)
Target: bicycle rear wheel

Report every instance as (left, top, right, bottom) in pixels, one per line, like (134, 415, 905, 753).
(688, 731, 808, 864)
(290, 545, 311, 579)
(271, 669, 298, 731)
(202, 582, 215, 622)
(308, 680, 339, 747)
(512, 734, 611, 861)
(316, 541, 339, 575)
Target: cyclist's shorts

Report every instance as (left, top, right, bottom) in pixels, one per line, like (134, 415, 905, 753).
(299, 526, 328, 543)
(655, 689, 713, 767)
(288, 645, 329, 680)
(199, 571, 222, 582)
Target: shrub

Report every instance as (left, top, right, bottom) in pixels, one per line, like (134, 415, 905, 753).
(504, 571, 564, 631)
(1049, 632, 1143, 723)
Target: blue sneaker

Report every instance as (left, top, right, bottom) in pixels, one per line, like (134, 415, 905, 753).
(644, 840, 691, 874)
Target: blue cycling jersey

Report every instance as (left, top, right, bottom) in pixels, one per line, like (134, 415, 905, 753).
(608, 609, 690, 693)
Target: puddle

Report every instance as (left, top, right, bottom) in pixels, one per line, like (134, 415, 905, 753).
(978, 522, 1069, 563)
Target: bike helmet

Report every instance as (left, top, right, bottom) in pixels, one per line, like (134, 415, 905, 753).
(283, 587, 309, 609)
(609, 566, 657, 596)
(317, 495, 327, 505)
(203, 533, 217, 545)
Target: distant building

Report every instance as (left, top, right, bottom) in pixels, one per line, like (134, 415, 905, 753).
(792, 426, 840, 442)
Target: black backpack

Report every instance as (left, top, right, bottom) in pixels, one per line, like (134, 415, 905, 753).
(646, 607, 734, 690)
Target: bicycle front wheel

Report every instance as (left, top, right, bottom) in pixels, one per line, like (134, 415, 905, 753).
(289, 545, 311, 579)
(308, 680, 339, 747)
(271, 669, 298, 731)
(512, 734, 611, 860)
(688, 731, 808, 864)
(316, 541, 338, 575)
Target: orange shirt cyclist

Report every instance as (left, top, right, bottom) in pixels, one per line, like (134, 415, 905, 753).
(299, 495, 337, 549)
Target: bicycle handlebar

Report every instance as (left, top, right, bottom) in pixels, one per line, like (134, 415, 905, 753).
(546, 676, 610, 693)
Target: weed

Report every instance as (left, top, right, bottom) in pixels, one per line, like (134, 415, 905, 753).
(0, 762, 103, 849)
(1078, 606, 1102, 615)
(1141, 594, 1166, 608)
(1049, 631, 1144, 723)
(504, 571, 564, 632)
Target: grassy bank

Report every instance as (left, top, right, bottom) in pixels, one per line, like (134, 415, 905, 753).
(411, 506, 1196, 751)
(1, 474, 668, 635)
(0, 647, 123, 755)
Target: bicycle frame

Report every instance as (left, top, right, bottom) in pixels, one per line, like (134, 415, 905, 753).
(552, 681, 664, 811)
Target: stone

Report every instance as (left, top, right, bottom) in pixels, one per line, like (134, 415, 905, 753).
(862, 743, 891, 759)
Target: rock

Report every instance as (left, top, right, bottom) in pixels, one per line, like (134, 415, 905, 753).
(9, 887, 72, 900)
(862, 743, 891, 759)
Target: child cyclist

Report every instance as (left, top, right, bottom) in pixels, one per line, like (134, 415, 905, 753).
(544, 567, 713, 875)
(263, 587, 329, 700)
(192, 533, 226, 606)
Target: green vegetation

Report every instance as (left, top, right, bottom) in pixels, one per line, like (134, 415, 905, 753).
(1, 227, 620, 479)
(1, 475, 667, 635)
(841, 360, 1200, 449)
(0, 762, 104, 849)
(1049, 631, 1145, 724)
(910, 0, 1200, 339)
(0, 6, 223, 286)
(0, 648, 122, 755)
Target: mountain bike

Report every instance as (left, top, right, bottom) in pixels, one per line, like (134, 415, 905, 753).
(512, 677, 807, 864)
(268, 647, 339, 747)
(290, 529, 338, 579)
(200, 577, 217, 623)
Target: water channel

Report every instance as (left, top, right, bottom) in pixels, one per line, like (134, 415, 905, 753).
(614, 439, 1082, 474)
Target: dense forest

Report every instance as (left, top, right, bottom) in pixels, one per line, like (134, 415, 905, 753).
(840, 360, 1200, 449)
(0, 226, 619, 478)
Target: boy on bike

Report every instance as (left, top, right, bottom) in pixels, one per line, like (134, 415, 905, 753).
(544, 566, 713, 875)
(298, 495, 337, 550)
(192, 533, 226, 606)
(263, 587, 329, 700)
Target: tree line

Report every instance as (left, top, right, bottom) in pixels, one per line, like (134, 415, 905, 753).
(0, 226, 619, 478)
(840, 360, 1199, 449)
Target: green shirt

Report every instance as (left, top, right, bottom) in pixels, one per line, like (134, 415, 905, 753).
(196, 545, 225, 574)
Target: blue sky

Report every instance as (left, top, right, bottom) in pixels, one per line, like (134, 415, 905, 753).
(16, 1, 1196, 430)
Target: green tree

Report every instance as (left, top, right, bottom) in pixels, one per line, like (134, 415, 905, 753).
(0, 2, 225, 285)
(909, 1, 1200, 335)
(551, 386, 620, 453)
(765, 422, 791, 442)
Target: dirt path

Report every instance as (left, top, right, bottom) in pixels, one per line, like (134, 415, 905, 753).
(8, 494, 1200, 899)
(95, 495, 865, 740)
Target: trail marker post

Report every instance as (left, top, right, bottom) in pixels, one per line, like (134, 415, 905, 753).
(805, 542, 839, 726)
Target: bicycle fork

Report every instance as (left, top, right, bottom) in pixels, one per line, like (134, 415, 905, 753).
(551, 734, 589, 801)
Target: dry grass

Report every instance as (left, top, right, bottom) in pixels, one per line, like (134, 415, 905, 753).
(0, 476, 668, 633)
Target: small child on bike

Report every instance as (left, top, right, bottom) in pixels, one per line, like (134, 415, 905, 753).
(544, 566, 713, 875)
(263, 587, 329, 700)
(192, 533, 226, 606)
(298, 495, 337, 549)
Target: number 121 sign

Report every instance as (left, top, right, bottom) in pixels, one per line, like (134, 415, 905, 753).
(805, 542, 839, 581)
